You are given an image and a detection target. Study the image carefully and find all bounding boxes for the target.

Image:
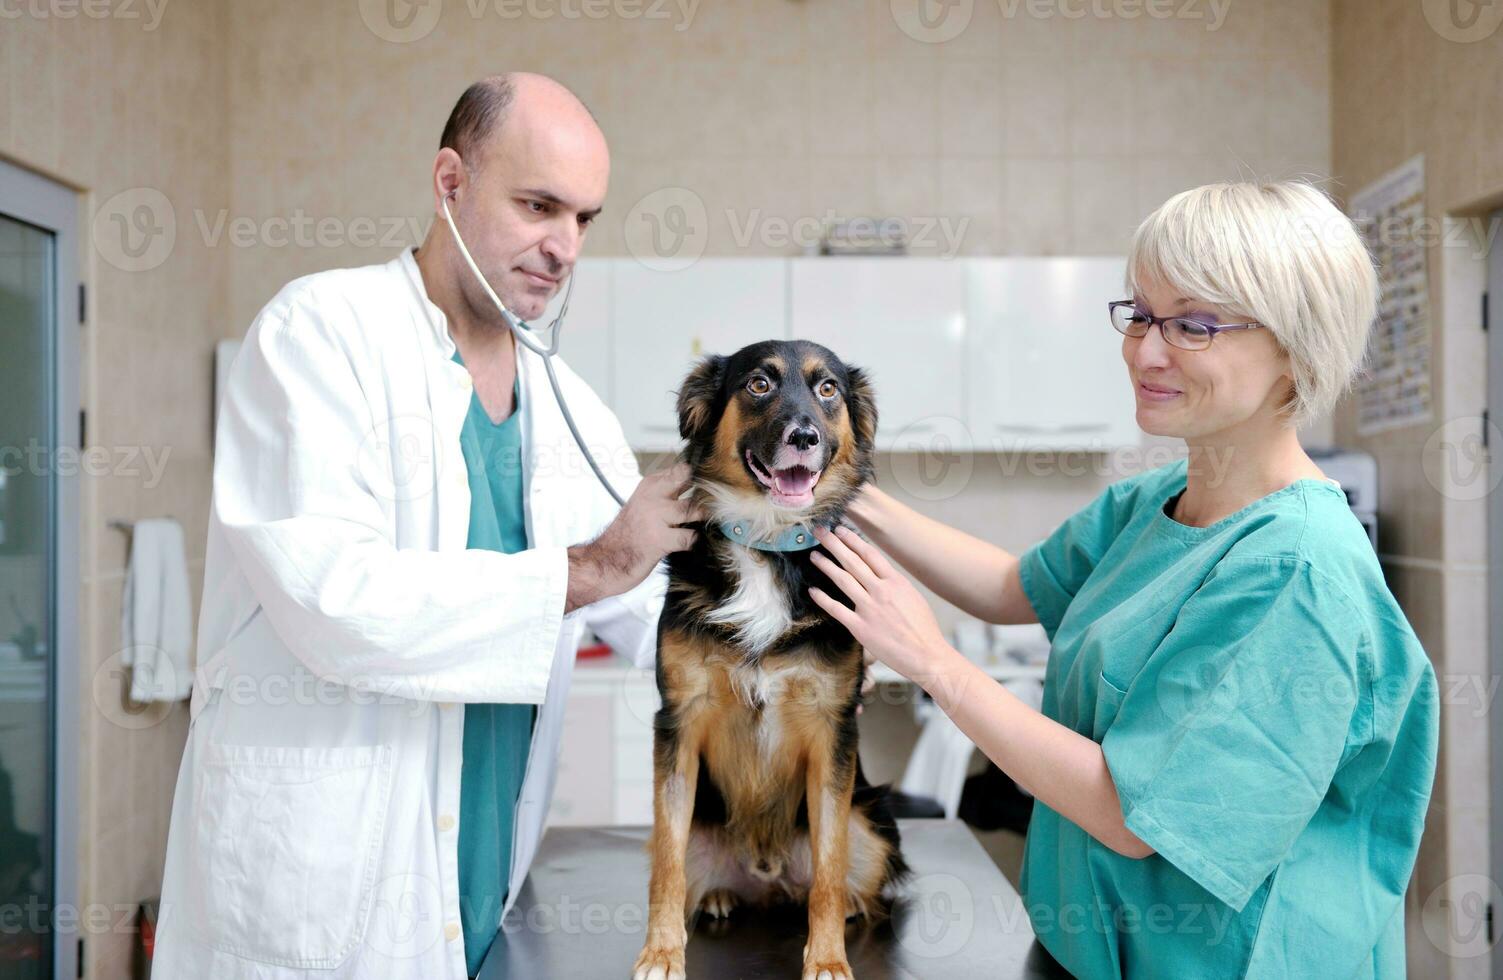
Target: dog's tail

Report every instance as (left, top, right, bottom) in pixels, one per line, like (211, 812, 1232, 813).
(852, 778, 913, 913)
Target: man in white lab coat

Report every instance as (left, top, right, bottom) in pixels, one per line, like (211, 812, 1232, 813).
(152, 73, 698, 980)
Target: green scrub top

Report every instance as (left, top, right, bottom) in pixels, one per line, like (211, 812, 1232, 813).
(452, 349, 537, 978)
(1016, 457, 1437, 979)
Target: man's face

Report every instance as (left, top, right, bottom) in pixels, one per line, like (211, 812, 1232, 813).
(452, 111, 608, 323)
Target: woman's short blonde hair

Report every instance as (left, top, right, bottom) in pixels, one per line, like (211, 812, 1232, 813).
(1126, 180, 1380, 428)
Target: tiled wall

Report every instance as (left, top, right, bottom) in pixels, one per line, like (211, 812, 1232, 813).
(3, 1, 1338, 977)
(1332, 1, 1503, 976)
(222, 0, 1332, 327)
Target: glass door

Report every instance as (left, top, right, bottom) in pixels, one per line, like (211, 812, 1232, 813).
(0, 162, 80, 980)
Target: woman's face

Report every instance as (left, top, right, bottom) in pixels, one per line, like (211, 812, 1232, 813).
(1122, 277, 1295, 442)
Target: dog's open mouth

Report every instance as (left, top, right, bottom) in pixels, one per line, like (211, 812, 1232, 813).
(745, 450, 822, 508)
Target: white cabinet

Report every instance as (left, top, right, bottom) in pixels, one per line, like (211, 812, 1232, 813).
(543, 258, 612, 403)
(611, 259, 789, 452)
(548, 658, 659, 827)
(592, 256, 1141, 453)
(966, 258, 1140, 451)
(789, 258, 967, 451)
(548, 689, 615, 826)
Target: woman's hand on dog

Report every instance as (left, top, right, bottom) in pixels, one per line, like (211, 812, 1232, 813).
(565, 463, 705, 612)
(807, 525, 955, 689)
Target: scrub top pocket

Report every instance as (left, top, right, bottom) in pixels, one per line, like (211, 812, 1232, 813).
(1092, 670, 1128, 742)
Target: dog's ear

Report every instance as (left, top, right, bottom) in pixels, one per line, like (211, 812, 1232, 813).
(676, 354, 726, 442)
(845, 365, 878, 451)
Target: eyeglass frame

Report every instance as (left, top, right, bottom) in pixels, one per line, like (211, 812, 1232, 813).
(1107, 300, 1266, 350)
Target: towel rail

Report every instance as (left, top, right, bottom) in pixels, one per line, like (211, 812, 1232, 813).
(107, 517, 177, 533)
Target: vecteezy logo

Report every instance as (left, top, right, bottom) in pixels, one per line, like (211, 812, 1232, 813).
(92, 648, 175, 730)
(624, 187, 708, 273)
(897, 872, 974, 958)
(366, 873, 445, 959)
(1421, 0, 1503, 41)
(890, 0, 973, 43)
(358, 0, 442, 43)
(358, 415, 445, 503)
(887, 417, 974, 502)
(1422, 874, 1503, 957)
(92, 188, 175, 273)
(1422, 416, 1503, 501)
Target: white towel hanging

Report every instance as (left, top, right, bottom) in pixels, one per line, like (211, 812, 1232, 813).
(118, 517, 194, 702)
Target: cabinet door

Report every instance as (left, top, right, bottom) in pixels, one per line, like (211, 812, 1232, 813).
(611, 259, 789, 452)
(544, 257, 612, 404)
(967, 258, 1140, 451)
(789, 258, 967, 450)
(548, 690, 614, 826)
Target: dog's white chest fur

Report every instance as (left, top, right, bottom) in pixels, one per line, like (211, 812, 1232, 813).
(705, 546, 793, 655)
(726, 659, 824, 760)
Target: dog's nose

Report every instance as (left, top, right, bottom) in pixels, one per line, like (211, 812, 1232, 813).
(787, 426, 820, 451)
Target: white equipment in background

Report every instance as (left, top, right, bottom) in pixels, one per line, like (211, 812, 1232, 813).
(1308, 447, 1379, 550)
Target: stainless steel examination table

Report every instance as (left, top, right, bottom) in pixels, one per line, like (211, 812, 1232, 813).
(477, 819, 1071, 979)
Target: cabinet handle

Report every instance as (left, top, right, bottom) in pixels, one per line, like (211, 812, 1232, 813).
(995, 423, 1109, 433)
(641, 424, 679, 433)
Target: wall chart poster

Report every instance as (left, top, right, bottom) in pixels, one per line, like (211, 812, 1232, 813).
(1350, 155, 1432, 435)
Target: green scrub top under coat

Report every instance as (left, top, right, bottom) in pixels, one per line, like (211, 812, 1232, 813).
(1016, 457, 1437, 979)
(451, 348, 537, 978)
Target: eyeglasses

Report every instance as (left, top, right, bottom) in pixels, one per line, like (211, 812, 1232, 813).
(1108, 301, 1265, 352)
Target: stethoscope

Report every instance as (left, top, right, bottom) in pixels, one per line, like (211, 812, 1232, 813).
(439, 190, 627, 507)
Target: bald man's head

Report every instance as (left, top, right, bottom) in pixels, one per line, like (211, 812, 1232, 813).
(427, 73, 609, 323)
(440, 72, 600, 173)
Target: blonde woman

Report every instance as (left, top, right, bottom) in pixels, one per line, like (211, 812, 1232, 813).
(807, 182, 1438, 977)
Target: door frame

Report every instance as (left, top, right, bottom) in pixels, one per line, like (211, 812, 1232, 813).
(1489, 207, 1503, 980)
(0, 159, 81, 980)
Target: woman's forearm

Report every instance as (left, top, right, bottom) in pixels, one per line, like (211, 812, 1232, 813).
(847, 485, 1037, 624)
(926, 647, 1152, 859)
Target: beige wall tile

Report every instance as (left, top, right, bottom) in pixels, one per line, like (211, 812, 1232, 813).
(1003, 156, 1072, 255)
(940, 59, 1005, 156)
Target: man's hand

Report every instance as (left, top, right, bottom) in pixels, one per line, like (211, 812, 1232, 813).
(565, 462, 703, 612)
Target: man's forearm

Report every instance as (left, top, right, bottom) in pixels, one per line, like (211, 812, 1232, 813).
(564, 536, 636, 613)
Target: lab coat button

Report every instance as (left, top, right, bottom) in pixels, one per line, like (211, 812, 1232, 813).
(444, 922, 460, 942)
(438, 814, 456, 831)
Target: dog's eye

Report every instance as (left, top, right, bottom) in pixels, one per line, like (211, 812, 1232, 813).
(816, 380, 838, 399)
(747, 377, 772, 395)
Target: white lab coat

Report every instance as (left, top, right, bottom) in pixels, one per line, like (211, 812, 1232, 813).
(152, 249, 665, 980)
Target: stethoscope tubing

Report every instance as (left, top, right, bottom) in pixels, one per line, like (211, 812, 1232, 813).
(440, 192, 628, 507)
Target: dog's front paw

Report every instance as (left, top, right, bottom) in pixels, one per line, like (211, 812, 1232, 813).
(801, 940, 853, 980)
(632, 942, 686, 980)
(800, 956, 853, 980)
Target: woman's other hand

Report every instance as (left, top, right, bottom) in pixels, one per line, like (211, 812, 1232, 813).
(807, 525, 954, 686)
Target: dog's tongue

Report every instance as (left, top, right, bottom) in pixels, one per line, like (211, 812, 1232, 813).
(773, 466, 818, 496)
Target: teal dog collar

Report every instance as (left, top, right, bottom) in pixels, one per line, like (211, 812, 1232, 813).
(718, 520, 820, 552)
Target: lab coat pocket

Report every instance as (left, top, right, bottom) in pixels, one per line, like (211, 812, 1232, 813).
(1092, 670, 1129, 742)
(188, 742, 394, 968)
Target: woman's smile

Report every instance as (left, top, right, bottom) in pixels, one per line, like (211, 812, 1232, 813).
(1136, 380, 1183, 402)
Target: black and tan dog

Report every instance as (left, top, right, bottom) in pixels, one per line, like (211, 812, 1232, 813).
(631, 340, 908, 980)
